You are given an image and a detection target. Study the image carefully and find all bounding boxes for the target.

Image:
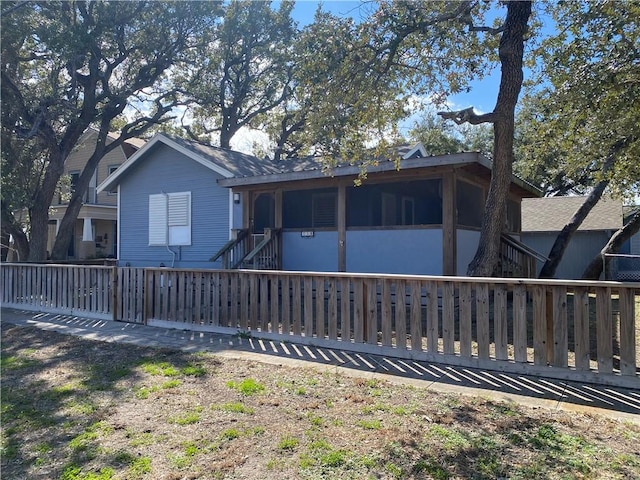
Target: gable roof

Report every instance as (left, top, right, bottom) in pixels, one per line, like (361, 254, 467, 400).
(521, 196, 623, 232)
(98, 133, 276, 193)
(98, 133, 541, 197)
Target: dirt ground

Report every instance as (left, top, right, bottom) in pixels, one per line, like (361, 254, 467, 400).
(2, 323, 639, 480)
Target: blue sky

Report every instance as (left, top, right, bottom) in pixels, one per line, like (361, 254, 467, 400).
(234, 1, 536, 152)
(288, 0, 505, 124)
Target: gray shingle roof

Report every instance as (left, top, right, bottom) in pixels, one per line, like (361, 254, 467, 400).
(165, 135, 282, 177)
(521, 196, 623, 232)
(98, 134, 541, 197)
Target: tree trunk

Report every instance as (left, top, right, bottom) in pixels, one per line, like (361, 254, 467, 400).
(467, 1, 532, 277)
(50, 140, 110, 260)
(539, 173, 611, 278)
(27, 149, 67, 262)
(1, 204, 30, 261)
(582, 209, 640, 280)
(219, 109, 236, 149)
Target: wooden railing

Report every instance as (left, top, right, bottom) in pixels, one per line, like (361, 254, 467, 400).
(237, 228, 281, 269)
(1, 263, 143, 323)
(2, 263, 638, 387)
(209, 229, 250, 269)
(500, 234, 546, 278)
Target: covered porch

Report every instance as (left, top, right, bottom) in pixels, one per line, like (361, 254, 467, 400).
(213, 151, 541, 277)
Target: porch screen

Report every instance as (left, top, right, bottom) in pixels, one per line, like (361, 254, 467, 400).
(346, 179, 442, 227)
(283, 188, 337, 229)
(456, 180, 484, 228)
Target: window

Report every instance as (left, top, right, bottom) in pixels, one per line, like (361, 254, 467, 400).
(69, 171, 80, 195)
(149, 192, 191, 246)
(106, 165, 120, 195)
(67, 170, 96, 203)
(312, 193, 336, 228)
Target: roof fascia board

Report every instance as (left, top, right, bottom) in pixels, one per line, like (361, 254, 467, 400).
(98, 134, 234, 193)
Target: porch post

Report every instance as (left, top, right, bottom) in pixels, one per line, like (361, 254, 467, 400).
(79, 217, 96, 259)
(338, 183, 346, 272)
(275, 189, 283, 269)
(242, 191, 250, 230)
(442, 171, 456, 275)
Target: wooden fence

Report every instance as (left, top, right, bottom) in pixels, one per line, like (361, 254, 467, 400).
(2, 263, 638, 388)
(1, 264, 143, 323)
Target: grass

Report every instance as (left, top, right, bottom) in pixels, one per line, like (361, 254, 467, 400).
(277, 435, 300, 451)
(169, 407, 203, 425)
(215, 402, 255, 415)
(1, 323, 639, 480)
(226, 378, 265, 396)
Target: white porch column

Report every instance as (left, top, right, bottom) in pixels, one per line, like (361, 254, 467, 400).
(79, 217, 96, 259)
(82, 217, 94, 241)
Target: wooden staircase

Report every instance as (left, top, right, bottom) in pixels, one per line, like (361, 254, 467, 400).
(499, 233, 547, 278)
(210, 228, 281, 270)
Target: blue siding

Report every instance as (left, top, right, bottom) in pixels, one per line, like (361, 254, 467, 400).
(346, 229, 443, 275)
(522, 231, 611, 279)
(456, 229, 481, 275)
(282, 231, 338, 271)
(118, 143, 230, 268)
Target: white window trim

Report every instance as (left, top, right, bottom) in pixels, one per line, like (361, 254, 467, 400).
(149, 191, 192, 246)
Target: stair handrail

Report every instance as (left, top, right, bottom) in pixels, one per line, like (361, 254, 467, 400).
(235, 228, 281, 270)
(499, 233, 548, 278)
(209, 228, 249, 268)
(500, 233, 548, 262)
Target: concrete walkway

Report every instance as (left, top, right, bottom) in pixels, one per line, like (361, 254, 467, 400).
(2, 307, 639, 424)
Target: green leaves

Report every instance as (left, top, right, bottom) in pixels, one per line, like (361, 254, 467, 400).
(518, 0, 640, 198)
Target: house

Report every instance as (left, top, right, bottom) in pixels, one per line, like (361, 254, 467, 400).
(520, 196, 623, 279)
(48, 129, 144, 260)
(98, 134, 541, 275)
(615, 206, 640, 281)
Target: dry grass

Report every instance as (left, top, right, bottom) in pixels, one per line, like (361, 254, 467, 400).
(2, 323, 639, 480)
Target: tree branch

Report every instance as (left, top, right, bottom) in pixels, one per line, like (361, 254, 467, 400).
(437, 106, 497, 125)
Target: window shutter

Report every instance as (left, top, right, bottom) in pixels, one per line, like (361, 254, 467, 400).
(149, 194, 167, 245)
(168, 193, 190, 226)
(168, 192, 191, 245)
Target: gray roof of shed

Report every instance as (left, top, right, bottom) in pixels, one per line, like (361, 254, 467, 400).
(521, 196, 623, 232)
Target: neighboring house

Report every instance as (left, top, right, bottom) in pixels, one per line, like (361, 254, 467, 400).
(48, 129, 145, 260)
(521, 196, 623, 279)
(616, 206, 640, 281)
(98, 133, 540, 275)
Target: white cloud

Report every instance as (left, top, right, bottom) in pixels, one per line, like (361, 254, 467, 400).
(230, 127, 271, 156)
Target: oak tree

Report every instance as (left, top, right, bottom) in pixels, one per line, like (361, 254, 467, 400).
(515, 1, 640, 278)
(1, 0, 221, 261)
